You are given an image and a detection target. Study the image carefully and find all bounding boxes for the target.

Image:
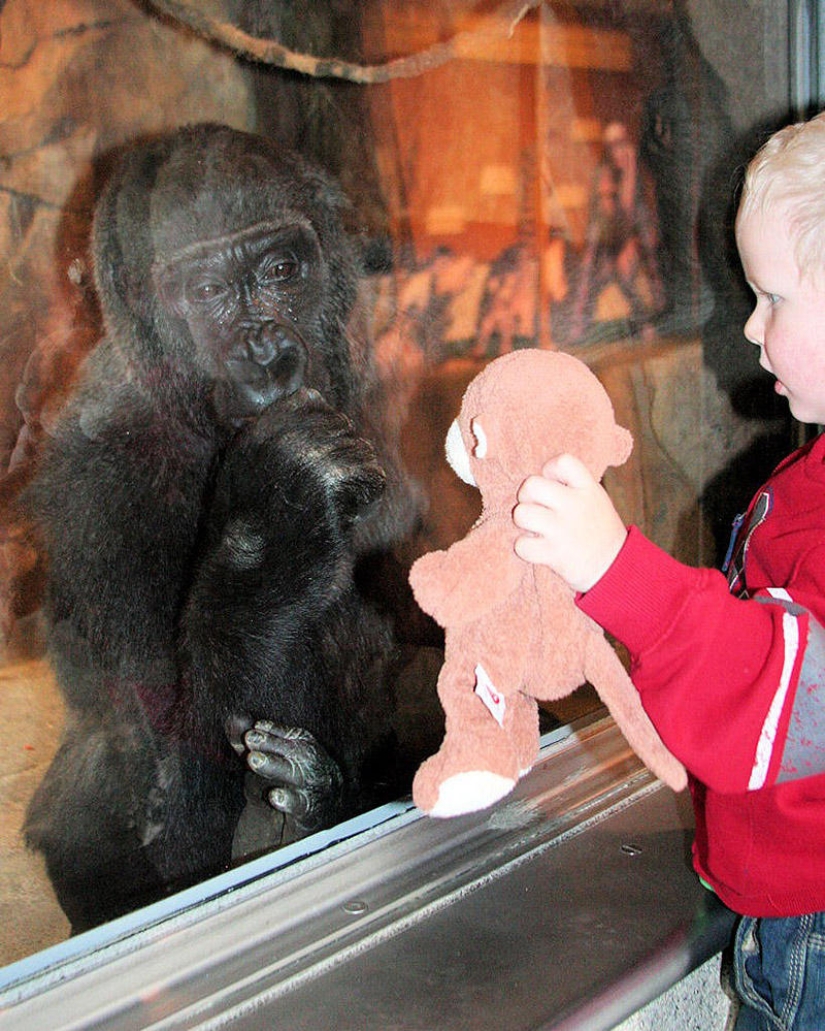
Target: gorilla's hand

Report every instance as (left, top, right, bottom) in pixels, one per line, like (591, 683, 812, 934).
(234, 720, 344, 844)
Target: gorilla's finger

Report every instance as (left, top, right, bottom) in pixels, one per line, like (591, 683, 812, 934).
(269, 785, 333, 836)
(243, 725, 308, 760)
(244, 724, 340, 785)
(267, 786, 310, 818)
(252, 722, 314, 744)
(246, 750, 298, 785)
(274, 734, 343, 791)
(226, 714, 254, 755)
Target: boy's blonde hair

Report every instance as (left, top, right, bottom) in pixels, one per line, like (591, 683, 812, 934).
(739, 111, 825, 274)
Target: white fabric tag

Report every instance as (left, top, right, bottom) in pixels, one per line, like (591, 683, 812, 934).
(475, 663, 506, 727)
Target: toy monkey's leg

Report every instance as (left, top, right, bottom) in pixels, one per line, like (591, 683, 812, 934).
(412, 654, 539, 818)
(507, 689, 541, 773)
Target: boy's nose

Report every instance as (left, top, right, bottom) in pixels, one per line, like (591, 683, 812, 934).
(743, 308, 763, 346)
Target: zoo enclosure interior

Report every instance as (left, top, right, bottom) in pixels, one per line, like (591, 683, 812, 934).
(0, 0, 794, 973)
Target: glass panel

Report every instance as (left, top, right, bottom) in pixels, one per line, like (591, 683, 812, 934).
(0, 0, 794, 978)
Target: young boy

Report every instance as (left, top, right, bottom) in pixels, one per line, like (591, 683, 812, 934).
(513, 112, 825, 1030)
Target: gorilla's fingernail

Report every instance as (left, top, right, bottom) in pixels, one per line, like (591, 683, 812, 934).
(248, 751, 264, 769)
(269, 788, 290, 810)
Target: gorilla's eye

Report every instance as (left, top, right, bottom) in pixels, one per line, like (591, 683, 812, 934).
(258, 255, 299, 287)
(187, 278, 229, 306)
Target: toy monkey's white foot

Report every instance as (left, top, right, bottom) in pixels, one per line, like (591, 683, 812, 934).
(428, 771, 516, 818)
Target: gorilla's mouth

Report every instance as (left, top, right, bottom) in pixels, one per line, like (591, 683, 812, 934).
(223, 352, 304, 392)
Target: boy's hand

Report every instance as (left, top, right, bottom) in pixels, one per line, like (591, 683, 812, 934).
(513, 453, 627, 593)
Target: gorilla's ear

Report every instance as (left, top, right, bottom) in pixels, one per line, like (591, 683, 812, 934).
(92, 138, 169, 323)
(297, 159, 351, 216)
(152, 263, 187, 320)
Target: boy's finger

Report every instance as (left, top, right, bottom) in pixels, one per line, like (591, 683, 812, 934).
(517, 474, 551, 505)
(513, 501, 548, 532)
(514, 533, 554, 564)
(542, 453, 592, 488)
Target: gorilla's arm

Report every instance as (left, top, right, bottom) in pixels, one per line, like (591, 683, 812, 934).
(181, 390, 395, 849)
(29, 366, 213, 709)
(23, 369, 247, 923)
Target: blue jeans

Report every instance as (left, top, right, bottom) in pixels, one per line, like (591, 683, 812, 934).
(733, 912, 825, 1030)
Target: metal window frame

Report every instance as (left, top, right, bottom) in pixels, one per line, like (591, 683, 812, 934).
(0, 716, 735, 1031)
(790, 0, 825, 116)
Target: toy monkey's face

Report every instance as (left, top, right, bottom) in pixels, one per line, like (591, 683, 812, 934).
(444, 352, 634, 503)
(445, 416, 488, 488)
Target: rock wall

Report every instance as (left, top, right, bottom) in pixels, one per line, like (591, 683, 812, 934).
(592, 337, 768, 568)
(0, 1, 784, 654)
(0, 0, 254, 647)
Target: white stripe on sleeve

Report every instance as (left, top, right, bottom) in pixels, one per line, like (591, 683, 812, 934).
(749, 588, 799, 790)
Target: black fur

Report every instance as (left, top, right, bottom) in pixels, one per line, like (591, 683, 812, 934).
(23, 125, 406, 932)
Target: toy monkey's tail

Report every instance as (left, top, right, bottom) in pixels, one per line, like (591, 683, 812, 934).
(584, 636, 688, 793)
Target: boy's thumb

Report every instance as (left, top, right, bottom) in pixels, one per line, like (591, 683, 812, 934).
(542, 453, 592, 489)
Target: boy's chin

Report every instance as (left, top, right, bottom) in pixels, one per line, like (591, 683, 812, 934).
(787, 400, 825, 425)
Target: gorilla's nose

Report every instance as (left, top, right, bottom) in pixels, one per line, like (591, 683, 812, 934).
(248, 323, 299, 366)
(249, 324, 308, 390)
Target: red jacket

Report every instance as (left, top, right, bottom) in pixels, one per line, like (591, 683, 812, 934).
(579, 432, 825, 917)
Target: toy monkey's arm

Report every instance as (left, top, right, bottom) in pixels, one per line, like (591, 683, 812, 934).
(584, 630, 688, 792)
(409, 526, 525, 628)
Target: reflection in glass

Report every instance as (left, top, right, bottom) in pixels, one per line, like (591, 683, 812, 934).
(0, 0, 792, 980)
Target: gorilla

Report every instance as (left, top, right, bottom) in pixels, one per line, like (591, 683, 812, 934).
(23, 124, 421, 933)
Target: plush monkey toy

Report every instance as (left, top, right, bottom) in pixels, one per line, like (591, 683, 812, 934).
(410, 349, 687, 817)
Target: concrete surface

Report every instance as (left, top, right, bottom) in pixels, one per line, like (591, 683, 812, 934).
(617, 954, 736, 1030)
(0, 658, 70, 966)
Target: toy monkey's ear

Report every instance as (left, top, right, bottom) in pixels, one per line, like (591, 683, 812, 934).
(445, 418, 477, 486)
(610, 425, 634, 467)
(469, 416, 488, 458)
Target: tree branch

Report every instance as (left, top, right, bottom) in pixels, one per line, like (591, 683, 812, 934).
(148, 0, 541, 83)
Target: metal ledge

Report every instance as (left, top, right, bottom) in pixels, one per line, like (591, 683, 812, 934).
(0, 716, 735, 1030)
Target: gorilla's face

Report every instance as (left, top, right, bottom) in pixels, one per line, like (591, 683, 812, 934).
(92, 125, 359, 424)
(154, 221, 327, 424)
